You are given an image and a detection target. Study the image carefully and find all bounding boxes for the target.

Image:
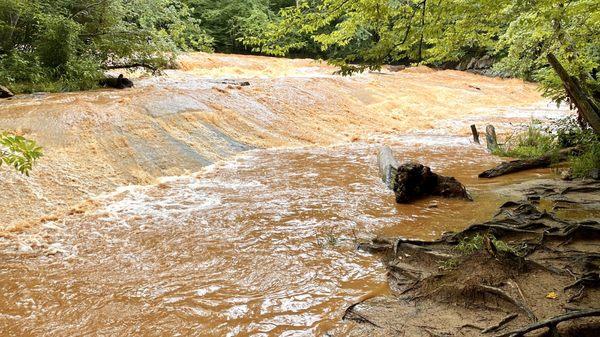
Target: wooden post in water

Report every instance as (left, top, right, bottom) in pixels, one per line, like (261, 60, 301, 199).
(470, 125, 480, 144)
(485, 125, 498, 152)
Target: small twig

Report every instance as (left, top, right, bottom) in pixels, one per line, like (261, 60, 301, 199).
(507, 279, 529, 314)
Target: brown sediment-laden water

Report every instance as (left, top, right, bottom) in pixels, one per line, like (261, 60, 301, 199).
(0, 53, 572, 336)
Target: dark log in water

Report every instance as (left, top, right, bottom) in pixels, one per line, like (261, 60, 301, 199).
(479, 147, 580, 178)
(0, 85, 14, 98)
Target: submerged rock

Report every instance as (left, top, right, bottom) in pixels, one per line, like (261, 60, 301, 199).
(0, 85, 14, 98)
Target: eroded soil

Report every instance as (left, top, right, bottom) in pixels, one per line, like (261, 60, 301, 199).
(337, 181, 600, 337)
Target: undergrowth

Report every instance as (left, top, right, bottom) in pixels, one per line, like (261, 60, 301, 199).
(439, 234, 515, 271)
(494, 117, 600, 179)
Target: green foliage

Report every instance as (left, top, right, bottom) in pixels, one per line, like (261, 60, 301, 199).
(494, 120, 558, 159)
(570, 141, 600, 178)
(0, 132, 43, 175)
(0, 0, 213, 93)
(454, 234, 515, 255)
(251, 0, 599, 105)
(492, 117, 600, 178)
(439, 234, 515, 270)
(187, 0, 295, 53)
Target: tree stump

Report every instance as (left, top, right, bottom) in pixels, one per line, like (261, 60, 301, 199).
(471, 125, 480, 144)
(486, 125, 498, 152)
(377, 146, 472, 203)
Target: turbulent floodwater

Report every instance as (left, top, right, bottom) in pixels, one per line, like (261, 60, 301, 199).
(0, 53, 570, 336)
(0, 135, 553, 336)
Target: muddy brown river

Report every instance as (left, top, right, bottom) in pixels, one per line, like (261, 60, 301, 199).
(0, 53, 571, 336)
(0, 135, 555, 336)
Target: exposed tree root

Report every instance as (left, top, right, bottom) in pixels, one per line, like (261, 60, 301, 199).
(476, 285, 536, 321)
(339, 201, 600, 337)
(482, 313, 519, 333)
(494, 309, 600, 337)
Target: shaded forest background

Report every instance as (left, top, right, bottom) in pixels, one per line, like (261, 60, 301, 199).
(1, 0, 598, 101)
(0, 0, 599, 177)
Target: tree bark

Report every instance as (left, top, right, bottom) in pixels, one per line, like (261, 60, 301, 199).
(485, 125, 498, 152)
(547, 53, 600, 134)
(471, 125, 480, 144)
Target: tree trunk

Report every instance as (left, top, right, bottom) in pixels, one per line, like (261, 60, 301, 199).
(547, 53, 600, 134)
(485, 125, 498, 152)
(471, 125, 480, 144)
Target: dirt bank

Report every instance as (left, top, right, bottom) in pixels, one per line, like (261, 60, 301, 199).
(0, 53, 553, 231)
(334, 179, 600, 336)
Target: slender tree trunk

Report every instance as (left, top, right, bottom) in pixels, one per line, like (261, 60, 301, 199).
(418, 0, 427, 62)
(547, 53, 600, 134)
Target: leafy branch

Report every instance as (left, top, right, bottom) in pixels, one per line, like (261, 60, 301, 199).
(0, 132, 43, 175)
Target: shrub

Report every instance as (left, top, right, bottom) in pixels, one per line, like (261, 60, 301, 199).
(493, 120, 558, 159)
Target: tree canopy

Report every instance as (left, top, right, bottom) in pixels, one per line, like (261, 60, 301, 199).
(1, 0, 598, 109)
(249, 0, 599, 104)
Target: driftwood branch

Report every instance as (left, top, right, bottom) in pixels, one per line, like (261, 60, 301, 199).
(479, 147, 580, 178)
(104, 63, 159, 73)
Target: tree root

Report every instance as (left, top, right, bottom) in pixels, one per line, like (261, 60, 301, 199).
(476, 285, 537, 322)
(494, 309, 600, 337)
(482, 313, 519, 333)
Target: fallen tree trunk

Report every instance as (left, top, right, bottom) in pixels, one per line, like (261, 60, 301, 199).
(377, 146, 472, 203)
(547, 53, 600, 134)
(479, 147, 579, 178)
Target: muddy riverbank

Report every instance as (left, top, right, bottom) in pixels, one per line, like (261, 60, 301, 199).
(336, 180, 600, 337)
